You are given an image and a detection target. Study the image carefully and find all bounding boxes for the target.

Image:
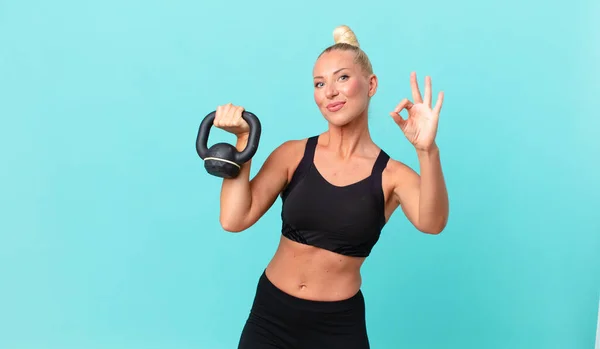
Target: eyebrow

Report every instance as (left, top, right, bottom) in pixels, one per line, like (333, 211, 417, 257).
(313, 67, 349, 79)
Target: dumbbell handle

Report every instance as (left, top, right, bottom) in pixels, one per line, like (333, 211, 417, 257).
(195, 110, 262, 164)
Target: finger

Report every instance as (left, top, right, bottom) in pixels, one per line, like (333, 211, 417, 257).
(214, 105, 224, 126)
(234, 106, 245, 125)
(433, 91, 444, 116)
(424, 76, 432, 107)
(389, 111, 406, 128)
(390, 98, 412, 128)
(392, 98, 413, 114)
(224, 103, 236, 125)
(410, 72, 422, 103)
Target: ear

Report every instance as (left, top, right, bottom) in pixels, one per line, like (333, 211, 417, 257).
(367, 74, 378, 97)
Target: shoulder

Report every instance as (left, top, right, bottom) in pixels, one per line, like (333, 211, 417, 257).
(263, 137, 310, 170)
(384, 157, 417, 175)
(382, 154, 420, 187)
(269, 138, 308, 159)
(263, 137, 312, 183)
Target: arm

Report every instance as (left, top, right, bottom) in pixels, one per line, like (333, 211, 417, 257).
(219, 135, 294, 232)
(389, 73, 449, 234)
(392, 144, 449, 234)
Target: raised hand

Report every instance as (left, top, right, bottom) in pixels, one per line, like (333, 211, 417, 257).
(389, 72, 444, 151)
(214, 103, 250, 137)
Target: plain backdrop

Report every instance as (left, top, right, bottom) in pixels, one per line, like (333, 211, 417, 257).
(1, 0, 599, 348)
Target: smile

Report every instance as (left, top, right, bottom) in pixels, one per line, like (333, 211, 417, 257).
(326, 101, 345, 112)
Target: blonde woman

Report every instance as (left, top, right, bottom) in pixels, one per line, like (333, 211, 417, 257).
(213, 25, 449, 349)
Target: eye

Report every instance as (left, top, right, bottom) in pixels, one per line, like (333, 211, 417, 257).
(314, 82, 324, 88)
(339, 74, 349, 81)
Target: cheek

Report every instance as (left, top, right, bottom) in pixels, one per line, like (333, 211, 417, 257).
(341, 79, 366, 98)
(313, 90, 322, 105)
(314, 89, 328, 106)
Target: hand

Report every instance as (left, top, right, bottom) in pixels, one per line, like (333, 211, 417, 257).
(214, 103, 250, 137)
(390, 72, 444, 151)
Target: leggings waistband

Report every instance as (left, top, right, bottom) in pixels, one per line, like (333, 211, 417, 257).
(256, 270, 364, 313)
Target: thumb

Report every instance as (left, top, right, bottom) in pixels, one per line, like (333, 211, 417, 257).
(390, 111, 406, 128)
(390, 98, 413, 128)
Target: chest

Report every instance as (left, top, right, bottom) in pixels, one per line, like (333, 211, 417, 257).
(281, 166, 384, 233)
(311, 153, 374, 187)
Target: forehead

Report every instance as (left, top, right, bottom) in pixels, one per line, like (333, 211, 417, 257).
(313, 50, 357, 77)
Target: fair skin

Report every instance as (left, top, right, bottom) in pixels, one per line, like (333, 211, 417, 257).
(213, 49, 449, 301)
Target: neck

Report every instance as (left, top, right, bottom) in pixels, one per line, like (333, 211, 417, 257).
(323, 111, 373, 159)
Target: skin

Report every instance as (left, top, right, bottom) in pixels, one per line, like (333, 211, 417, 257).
(213, 49, 449, 301)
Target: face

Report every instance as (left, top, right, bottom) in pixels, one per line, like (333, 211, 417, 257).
(312, 50, 377, 126)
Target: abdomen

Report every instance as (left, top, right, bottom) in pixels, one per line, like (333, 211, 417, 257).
(265, 235, 366, 301)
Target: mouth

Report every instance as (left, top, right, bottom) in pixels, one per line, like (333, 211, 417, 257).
(326, 101, 346, 112)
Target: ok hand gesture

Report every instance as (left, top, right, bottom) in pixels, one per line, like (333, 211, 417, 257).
(390, 72, 444, 152)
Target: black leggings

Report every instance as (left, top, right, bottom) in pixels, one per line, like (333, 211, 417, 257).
(237, 271, 370, 349)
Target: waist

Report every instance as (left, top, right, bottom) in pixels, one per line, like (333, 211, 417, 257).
(265, 235, 365, 302)
(254, 270, 365, 315)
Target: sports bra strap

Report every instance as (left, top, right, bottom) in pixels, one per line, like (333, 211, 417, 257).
(304, 135, 319, 161)
(281, 136, 319, 199)
(371, 150, 390, 176)
(370, 150, 389, 221)
(293, 135, 318, 172)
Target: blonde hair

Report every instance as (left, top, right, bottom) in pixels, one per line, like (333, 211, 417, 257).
(319, 25, 373, 75)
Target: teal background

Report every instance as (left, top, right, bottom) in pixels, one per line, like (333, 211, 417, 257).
(1, 0, 599, 348)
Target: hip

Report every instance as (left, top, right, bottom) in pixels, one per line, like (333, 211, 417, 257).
(238, 270, 370, 349)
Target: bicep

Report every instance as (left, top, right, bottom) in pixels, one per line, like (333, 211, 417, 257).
(245, 141, 297, 226)
(392, 164, 422, 230)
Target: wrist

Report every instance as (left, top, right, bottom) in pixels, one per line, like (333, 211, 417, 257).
(235, 133, 250, 151)
(236, 132, 250, 141)
(415, 143, 439, 156)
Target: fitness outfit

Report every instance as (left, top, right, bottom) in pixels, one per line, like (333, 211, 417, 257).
(238, 135, 390, 349)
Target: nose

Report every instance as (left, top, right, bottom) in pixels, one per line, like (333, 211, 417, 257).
(325, 83, 338, 99)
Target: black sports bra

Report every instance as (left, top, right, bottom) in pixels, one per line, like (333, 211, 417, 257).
(280, 135, 390, 257)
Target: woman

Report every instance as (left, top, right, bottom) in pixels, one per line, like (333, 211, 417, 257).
(213, 25, 449, 349)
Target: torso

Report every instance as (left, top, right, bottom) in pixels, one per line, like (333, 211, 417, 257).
(265, 135, 401, 301)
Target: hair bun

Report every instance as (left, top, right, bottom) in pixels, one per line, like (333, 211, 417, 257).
(333, 25, 359, 47)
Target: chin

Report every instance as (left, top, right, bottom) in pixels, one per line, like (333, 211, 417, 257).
(321, 108, 362, 127)
(322, 113, 352, 127)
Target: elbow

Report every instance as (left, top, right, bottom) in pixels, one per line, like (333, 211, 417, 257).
(418, 216, 448, 235)
(219, 216, 246, 233)
(422, 226, 445, 235)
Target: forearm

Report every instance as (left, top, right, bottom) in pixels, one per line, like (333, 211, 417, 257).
(219, 134, 253, 231)
(416, 144, 449, 234)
